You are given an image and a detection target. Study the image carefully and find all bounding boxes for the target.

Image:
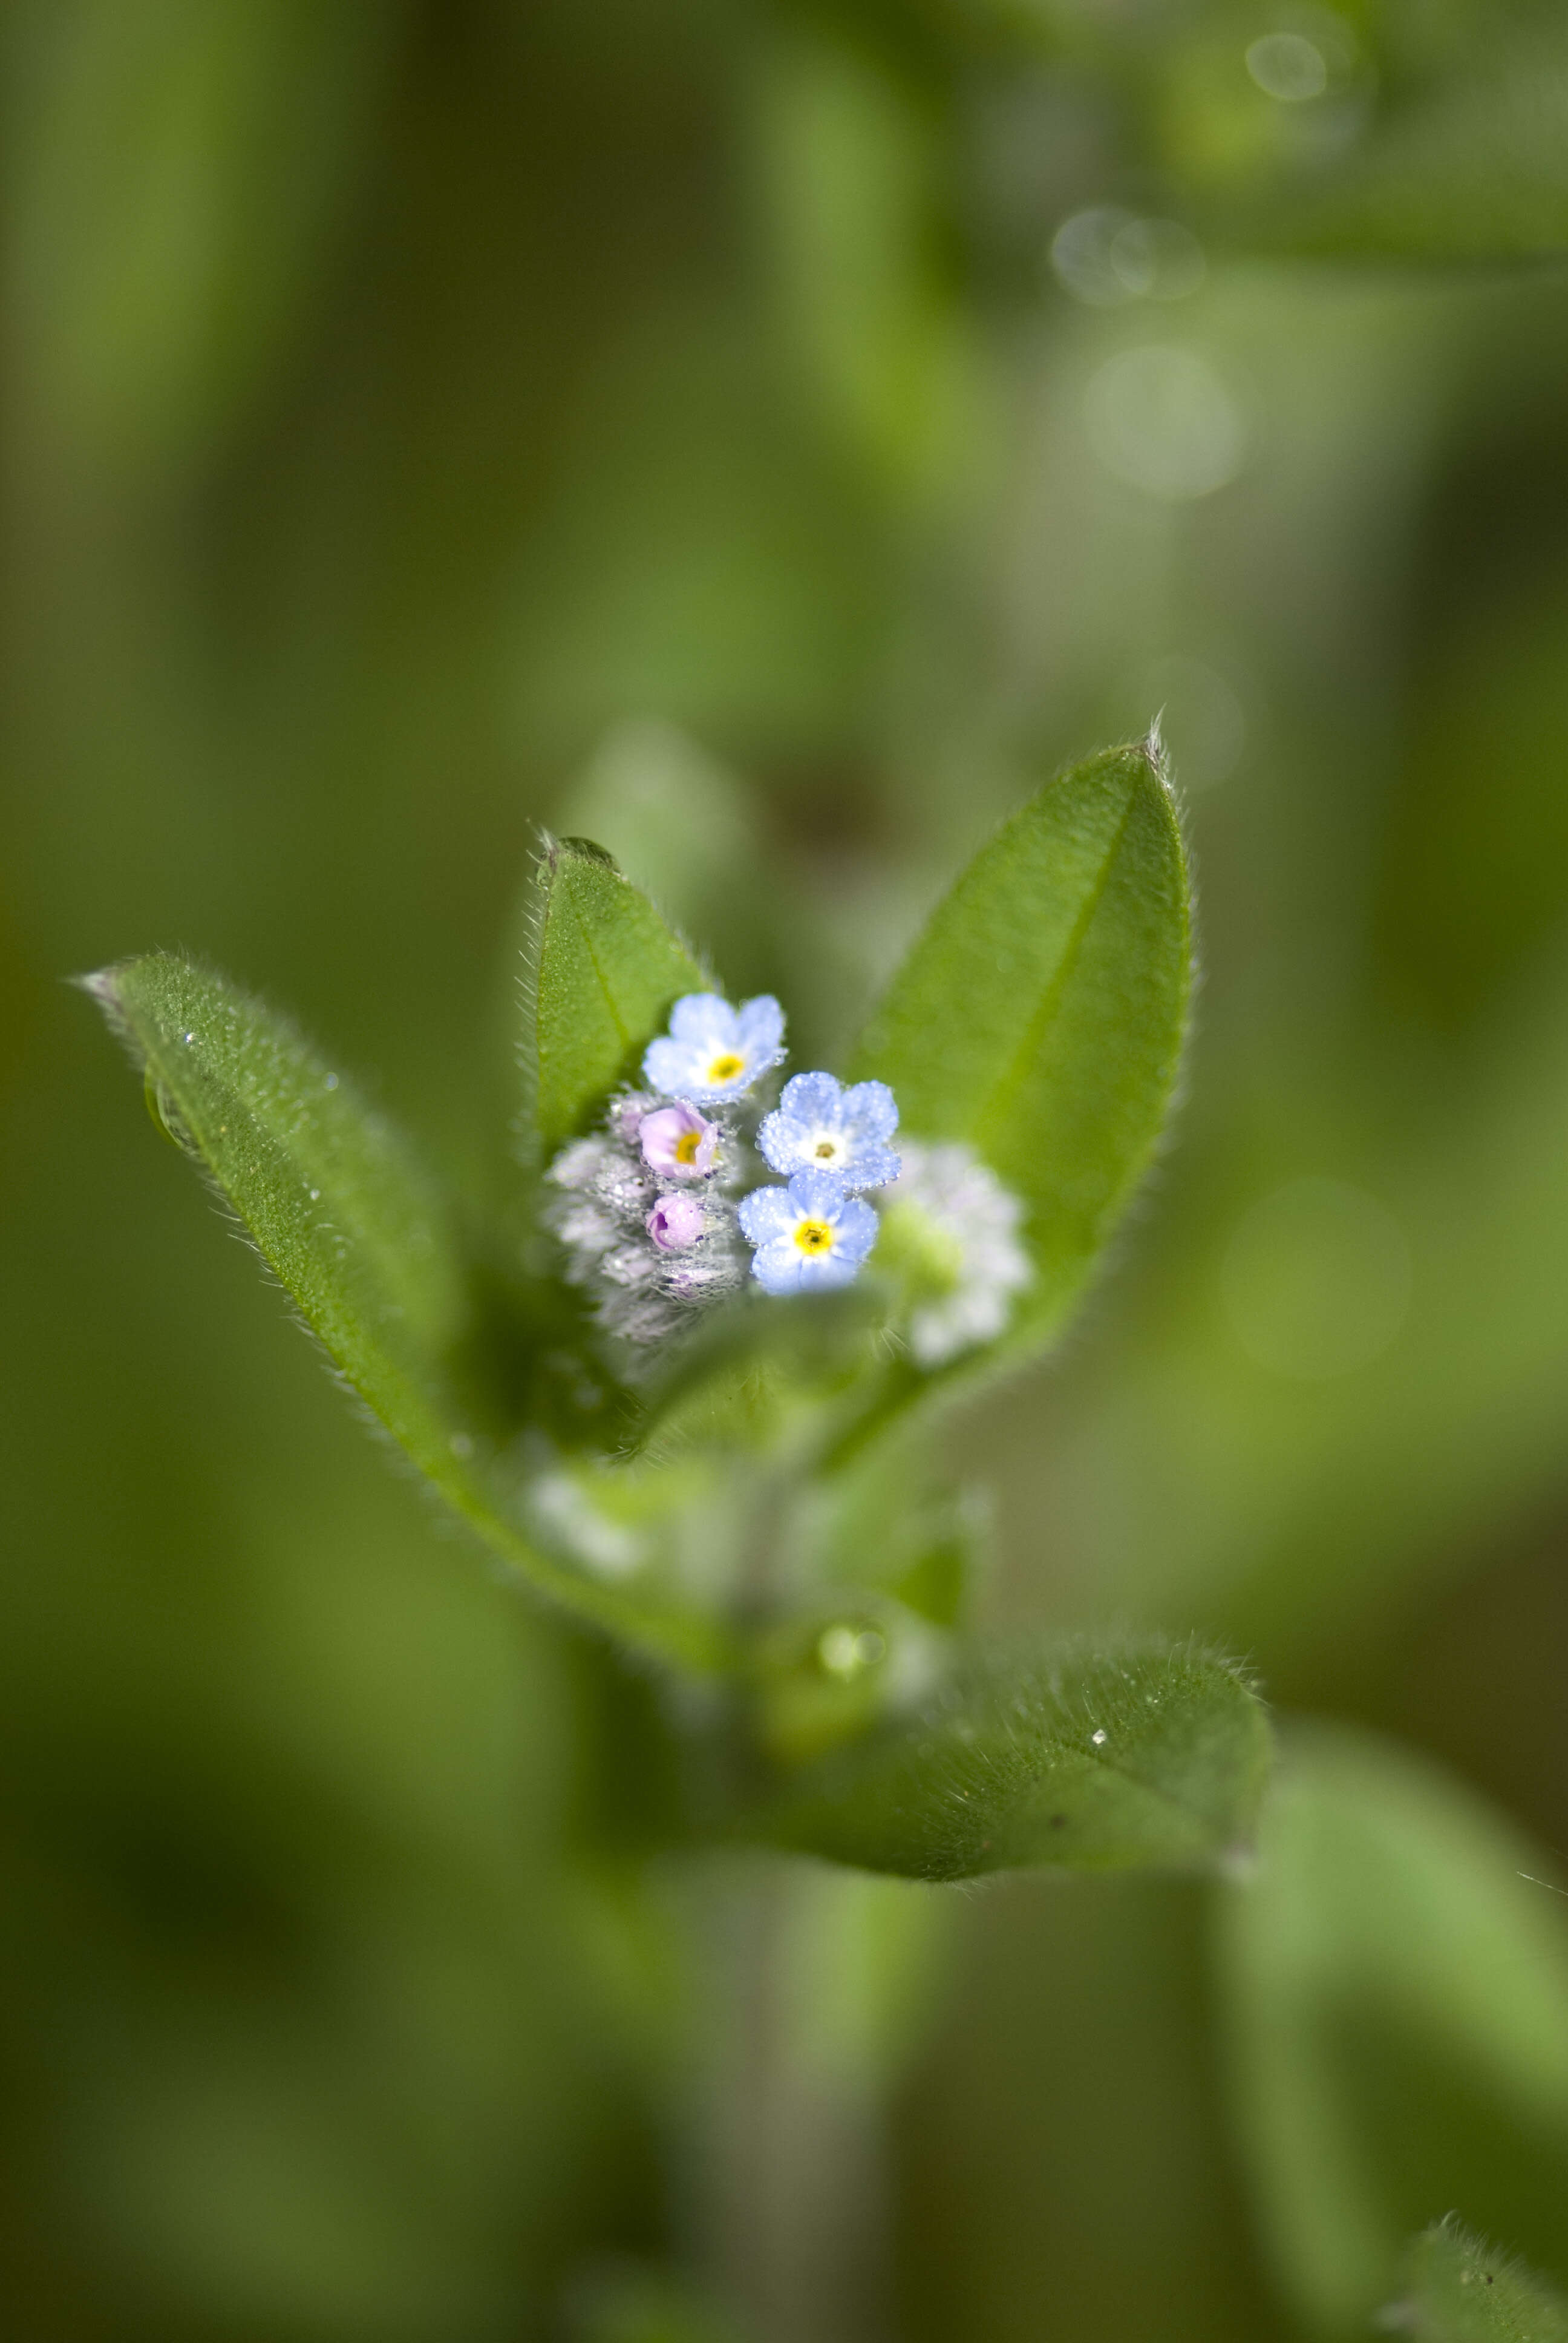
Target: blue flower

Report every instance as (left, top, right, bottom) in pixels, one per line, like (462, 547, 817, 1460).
(643, 993, 785, 1102)
(757, 1071, 900, 1191)
(737, 1168, 879, 1294)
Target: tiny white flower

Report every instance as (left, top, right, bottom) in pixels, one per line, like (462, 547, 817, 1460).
(878, 1142, 1031, 1366)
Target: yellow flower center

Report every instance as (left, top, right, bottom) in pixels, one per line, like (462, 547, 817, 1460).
(814, 1138, 838, 1160)
(674, 1129, 703, 1165)
(707, 1052, 745, 1084)
(795, 1218, 834, 1256)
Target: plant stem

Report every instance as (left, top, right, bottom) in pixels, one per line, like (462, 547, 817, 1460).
(678, 1852, 938, 2343)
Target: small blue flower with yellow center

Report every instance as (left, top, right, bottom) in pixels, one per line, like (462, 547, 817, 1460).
(758, 1070, 900, 1191)
(643, 992, 785, 1103)
(737, 1168, 879, 1294)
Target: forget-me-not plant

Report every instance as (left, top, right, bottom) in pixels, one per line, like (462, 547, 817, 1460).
(87, 742, 1243, 1912)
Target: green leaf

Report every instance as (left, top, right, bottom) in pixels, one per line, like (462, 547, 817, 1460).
(85, 951, 731, 1674)
(748, 1635, 1269, 1881)
(851, 735, 1191, 1355)
(521, 833, 709, 1162)
(1400, 2218, 1568, 2343)
(1214, 1725, 1568, 2339)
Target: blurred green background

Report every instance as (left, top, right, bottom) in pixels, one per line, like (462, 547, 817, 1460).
(7, 2, 1568, 2336)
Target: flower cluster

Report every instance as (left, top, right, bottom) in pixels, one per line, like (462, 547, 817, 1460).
(544, 990, 1029, 1364)
(877, 1142, 1032, 1366)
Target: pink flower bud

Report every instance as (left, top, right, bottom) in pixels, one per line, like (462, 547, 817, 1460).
(647, 1193, 706, 1251)
(639, 1103, 718, 1180)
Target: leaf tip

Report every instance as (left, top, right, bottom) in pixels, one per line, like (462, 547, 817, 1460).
(72, 963, 138, 1042)
(71, 964, 122, 1008)
(537, 828, 621, 882)
(558, 834, 620, 869)
(1140, 710, 1173, 789)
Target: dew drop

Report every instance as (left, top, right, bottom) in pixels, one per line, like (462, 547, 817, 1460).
(448, 1430, 475, 1461)
(324, 1072, 339, 1091)
(1091, 1728, 1108, 1746)
(308, 1188, 320, 1202)
(818, 1622, 882, 1680)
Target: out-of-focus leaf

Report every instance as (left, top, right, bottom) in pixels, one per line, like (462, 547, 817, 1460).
(86, 952, 731, 1673)
(1215, 1725, 1568, 2339)
(851, 736, 1191, 1362)
(749, 1636, 1268, 1881)
(521, 834, 708, 1163)
(1398, 2217, 1568, 2342)
(10, 0, 399, 465)
(758, 27, 972, 499)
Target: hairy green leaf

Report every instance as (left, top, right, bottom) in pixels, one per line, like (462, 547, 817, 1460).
(1400, 2218, 1568, 2343)
(85, 951, 730, 1673)
(750, 1636, 1268, 1881)
(521, 833, 708, 1161)
(1215, 1726, 1568, 2339)
(851, 735, 1191, 1354)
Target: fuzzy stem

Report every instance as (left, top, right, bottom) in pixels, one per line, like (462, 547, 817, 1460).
(676, 1851, 947, 2343)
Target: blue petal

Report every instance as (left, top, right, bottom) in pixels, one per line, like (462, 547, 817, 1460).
(756, 1107, 808, 1175)
(787, 1167, 854, 1219)
(841, 1144, 901, 1191)
(801, 1248, 861, 1291)
(669, 993, 737, 1047)
(750, 1237, 806, 1294)
(777, 1069, 841, 1123)
(643, 1035, 702, 1092)
(736, 995, 785, 1057)
(841, 1080, 898, 1141)
(832, 1194, 880, 1265)
(738, 1184, 797, 1244)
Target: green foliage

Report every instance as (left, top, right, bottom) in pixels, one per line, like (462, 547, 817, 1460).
(83, 748, 1229, 1822)
(521, 833, 708, 1162)
(1215, 1726, 1568, 2338)
(852, 735, 1191, 1355)
(84, 951, 731, 1674)
(752, 1637, 1269, 1882)
(1399, 2218, 1568, 2343)
(87, 949, 472, 1466)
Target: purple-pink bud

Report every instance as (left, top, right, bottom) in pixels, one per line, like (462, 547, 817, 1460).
(647, 1193, 707, 1251)
(609, 1093, 655, 1145)
(639, 1103, 718, 1180)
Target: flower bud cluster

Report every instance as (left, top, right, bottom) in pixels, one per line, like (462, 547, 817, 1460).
(546, 1091, 748, 1346)
(543, 988, 1031, 1365)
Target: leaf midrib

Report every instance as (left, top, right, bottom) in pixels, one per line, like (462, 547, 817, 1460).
(973, 775, 1140, 1163)
(566, 874, 634, 1054)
